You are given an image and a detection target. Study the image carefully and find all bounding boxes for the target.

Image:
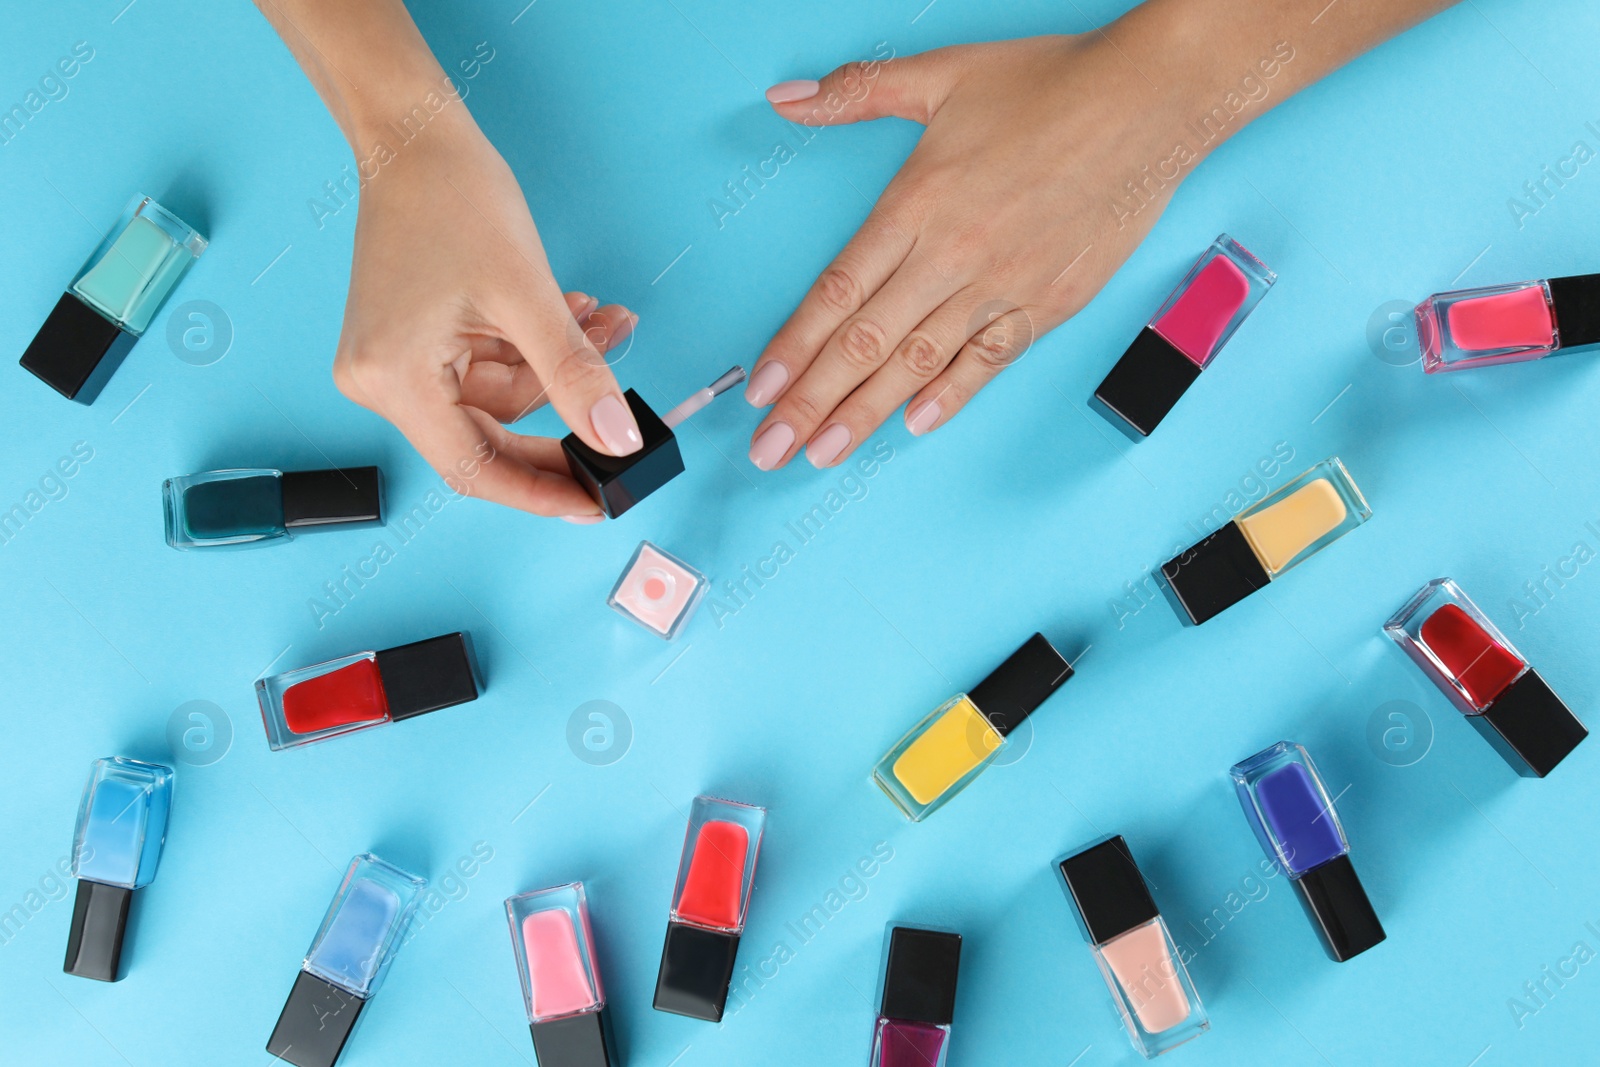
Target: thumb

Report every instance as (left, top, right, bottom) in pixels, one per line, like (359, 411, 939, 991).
(765, 47, 964, 127)
(498, 288, 644, 459)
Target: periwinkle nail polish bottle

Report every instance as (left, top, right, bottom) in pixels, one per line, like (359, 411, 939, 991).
(163, 467, 383, 549)
(268, 853, 426, 1067)
(562, 368, 744, 518)
(869, 925, 962, 1067)
(255, 633, 482, 750)
(608, 541, 708, 639)
(1415, 272, 1600, 372)
(506, 882, 618, 1067)
(1384, 578, 1587, 776)
(653, 795, 766, 1022)
(1057, 835, 1209, 1058)
(65, 757, 174, 982)
(22, 195, 206, 403)
(1230, 742, 1386, 961)
(873, 633, 1072, 821)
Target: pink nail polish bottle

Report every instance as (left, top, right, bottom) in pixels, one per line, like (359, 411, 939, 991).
(608, 542, 709, 640)
(1414, 273, 1600, 372)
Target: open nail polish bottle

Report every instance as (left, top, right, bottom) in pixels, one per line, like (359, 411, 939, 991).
(1093, 234, 1275, 438)
(1384, 578, 1587, 776)
(1161, 457, 1370, 625)
(564, 368, 745, 518)
(608, 541, 708, 639)
(1057, 835, 1208, 1058)
(268, 853, 426, 1067)
(21, 195, 206, 403)
(163, 467, 383, 549)
(1230, 742, 1385, 961)
(506, 882, 617, 1067)
(65, 757, 174, 982)
(1415, 273, 1600, 372)
(873, 633, 1072, 821)
(255, 633, 482, 750)
(870, 925, 961, 1067)
(653, 795, 766, 1022)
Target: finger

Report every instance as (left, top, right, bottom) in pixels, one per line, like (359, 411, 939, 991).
(904, 308, 1039, 436)
(387, 374, 601, 518)
(745, 205, 916, 411)
(803, 289, 990, 467)
(751, 258, 957, 470)
(461, 304, 636, 423)
(765, 47, 967, 127)
(492, 281, 643, 459)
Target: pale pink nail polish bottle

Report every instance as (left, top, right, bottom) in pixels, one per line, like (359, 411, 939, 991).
(608, 542, 709, 640)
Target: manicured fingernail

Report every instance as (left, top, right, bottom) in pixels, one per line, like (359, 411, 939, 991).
(906, 399, 941, 436)
(749, 422, 796, 470)
(590, 394, 643, 455)
(766, 80, 820, 104)
(745, 362, 789, 406)
(806, 423, 851, 468)
(573, 293, 598, 316)
(561, 514, 604, 525)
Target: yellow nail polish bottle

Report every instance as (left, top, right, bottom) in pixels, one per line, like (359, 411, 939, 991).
(872, 634, 1072, 822)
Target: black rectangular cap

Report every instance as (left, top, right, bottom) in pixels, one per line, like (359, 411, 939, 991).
(879, 926, 961, 1026)
(1160, 521, 1271, 625)
(21, 293, 136, 404)
(653, 922, 739, 1022)
(267, 970, 365, 1067)
(1549, 273, 1600, 349)
(531, 1007, 618, 1067)
(375, 632, 482, 721)
(1291, 853, 1386, 962)
(969, 633, 1072, 736)
(282, 468, 384, 528)
(1058, 835, 1160, 946)
(562, 390, 684, 518)
(1477, 669, 1588, 778)
(1091, 328, 1202, 439)
(64, 880, 132, 982)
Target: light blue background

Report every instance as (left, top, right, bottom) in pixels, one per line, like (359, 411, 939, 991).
(2, 1, 1599, 1064)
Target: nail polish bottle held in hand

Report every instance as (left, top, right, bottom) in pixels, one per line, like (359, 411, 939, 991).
(1057, 835, 1208, 1058)
(563, 367, 744, 518)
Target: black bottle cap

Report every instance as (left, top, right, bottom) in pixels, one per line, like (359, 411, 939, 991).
(1292, 854, 1386, 962)
(653, 921, 740, 1022)
(968, 633, 1072, 736)
(21, 293, 136, 404)
(1160, 521, 1271, 626)
(266, 970, 366, 1067)
(1091, 328, 1203, 439)
(63, 880, 132, 982)
(879, 926, 961, 1026)
(1477, 669, 1588, 778)
(1058, 835, 1160, 946)
(562, 390, 684, 519)
(1549, 273, 1600, 349)
(282, 468, 384, 528)
(530, 1008, 618, 1067)
(375, 632, 482, 722)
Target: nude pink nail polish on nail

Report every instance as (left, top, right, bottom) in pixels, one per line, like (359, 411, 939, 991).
(766, 80, 820, 104)
(561, 514, 605, 525)
(806, 424, 851, 468)
(907, 399, 941, 436)
(749, 422, 796, 470)
(745, 362, 789, 407)
(590, 394, 644, 456)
